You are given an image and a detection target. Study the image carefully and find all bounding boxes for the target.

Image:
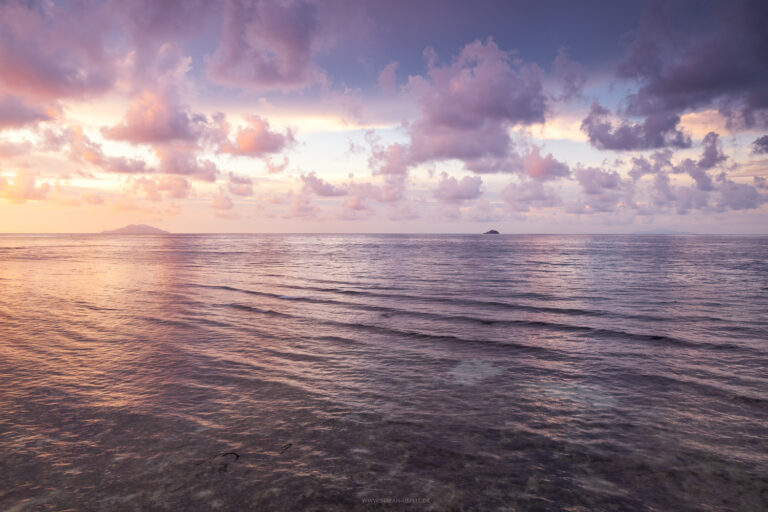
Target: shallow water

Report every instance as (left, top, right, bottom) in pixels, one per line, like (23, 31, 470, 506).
(1, 234, 767, 511)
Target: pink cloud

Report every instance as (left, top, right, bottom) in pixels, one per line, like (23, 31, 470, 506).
(219, 115, 294, 156)
(521, 146, 570, 181)
(228, 172, 254, 196)
(48, 126, 153, 175)
(81, 193, 104, 205)
(0, 169, 50, 203)
(288, 195, 319, 218)
(265, 156, 290, 174)
(131, 175, 192, 201)
(211, 192, 234, 210)
(0, 138, 32, 158)
(102, 90, 206, 144)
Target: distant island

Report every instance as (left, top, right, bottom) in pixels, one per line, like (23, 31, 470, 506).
(483, 229, 500, 234)
(101, 224, 169, 234)
(631, 229, 693, 235)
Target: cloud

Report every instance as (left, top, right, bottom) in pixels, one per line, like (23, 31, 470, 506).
(0, 170, 50, 203)
(0, 138, 33, 158)
(629, 149, 675, 180)
(370, 39, 547, 176)
(433, 173, 482, 203)
(342, 181, 383, 212)
(156, 148, 219, 182)
(0, 1, 114, 100)
(501, 179, 560, 212)
(228, 172, 254, 197)
(219, 115, 294, 156)
(300, 171, 346, 196)
(0, 95, 51, 129)
(520, 146, 570, 181)
(288, 194, 319, 218)
(102, 90, 206, 144)
(369, 141, 410, 175)
(581, 102, 691, 151)
(715, 175, 764, 210)
(265, 156, 290, 174)
(630, 132, 727, 192)
(46, 126, 153, 175)
(211, 192, 234, 210)
(617, 1, 768, 129)
(131, 175, 192, 201)
(575, 167, 622, 195)
(81, 193, 104, 205)
(207, 0, 360, 92)
(41, 126, 153, 175)
(553, 49, 586, 101)
(114, 0, 213, 46)
(697, 132, 727, 170)
(568, 167, 629, 214)
(751, 135, 768, 154)
(378, 61, 399, 94)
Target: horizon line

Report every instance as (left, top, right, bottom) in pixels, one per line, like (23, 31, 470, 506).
(2, 232, 768, 236)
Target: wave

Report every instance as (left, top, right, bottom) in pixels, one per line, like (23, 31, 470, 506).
(190, 282, 737, 326)
(193, 284, 753, 354)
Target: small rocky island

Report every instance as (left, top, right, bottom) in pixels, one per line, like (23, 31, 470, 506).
(483, 229, 500, 234)
(101, 224, 169, 234)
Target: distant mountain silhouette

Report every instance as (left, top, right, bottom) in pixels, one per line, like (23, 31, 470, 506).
(483, 229, 500, 234)
(631, 229, 693, 235)
(101, 224, 169, 234)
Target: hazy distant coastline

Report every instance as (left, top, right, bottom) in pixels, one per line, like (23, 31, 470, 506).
(101, 224, 169, 234)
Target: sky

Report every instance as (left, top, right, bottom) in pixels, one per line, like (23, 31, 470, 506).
(0, 0, 767, 233)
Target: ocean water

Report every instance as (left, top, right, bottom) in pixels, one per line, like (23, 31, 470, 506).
(0, 234, 767, 511)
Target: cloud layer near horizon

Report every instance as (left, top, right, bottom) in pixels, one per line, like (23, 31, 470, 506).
(0, 0, 766, 232)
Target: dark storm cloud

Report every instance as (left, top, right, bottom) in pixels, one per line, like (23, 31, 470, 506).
(618, 0, 768, 126)
(581, 102, 690, 151)
(751, 135, 768, 154)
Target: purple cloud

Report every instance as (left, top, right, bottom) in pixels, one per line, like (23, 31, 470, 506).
(581, 102, 690, 151)
(553, 49, 586, 101)
(371, 39, 547, 176)
(301, 172, 347, 196)
(751, 135, 768, 154)
(206, 0, 360, 92)
(501, 180, 560, 212)
(378, 61, 399, 94)
(156, 148, 219, 182)
(618, 1, 768, 128)
(0, 1, 114, 100)
(433, 173, 483, 203)
(0, 95, 51, 129)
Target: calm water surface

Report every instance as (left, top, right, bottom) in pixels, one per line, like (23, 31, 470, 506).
(1, 234, 767, 511)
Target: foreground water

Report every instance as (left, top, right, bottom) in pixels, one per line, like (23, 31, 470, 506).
(0, 234, 766, 511)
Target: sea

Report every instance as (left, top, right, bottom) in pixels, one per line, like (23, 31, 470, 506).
(0, 234, 766, 511)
